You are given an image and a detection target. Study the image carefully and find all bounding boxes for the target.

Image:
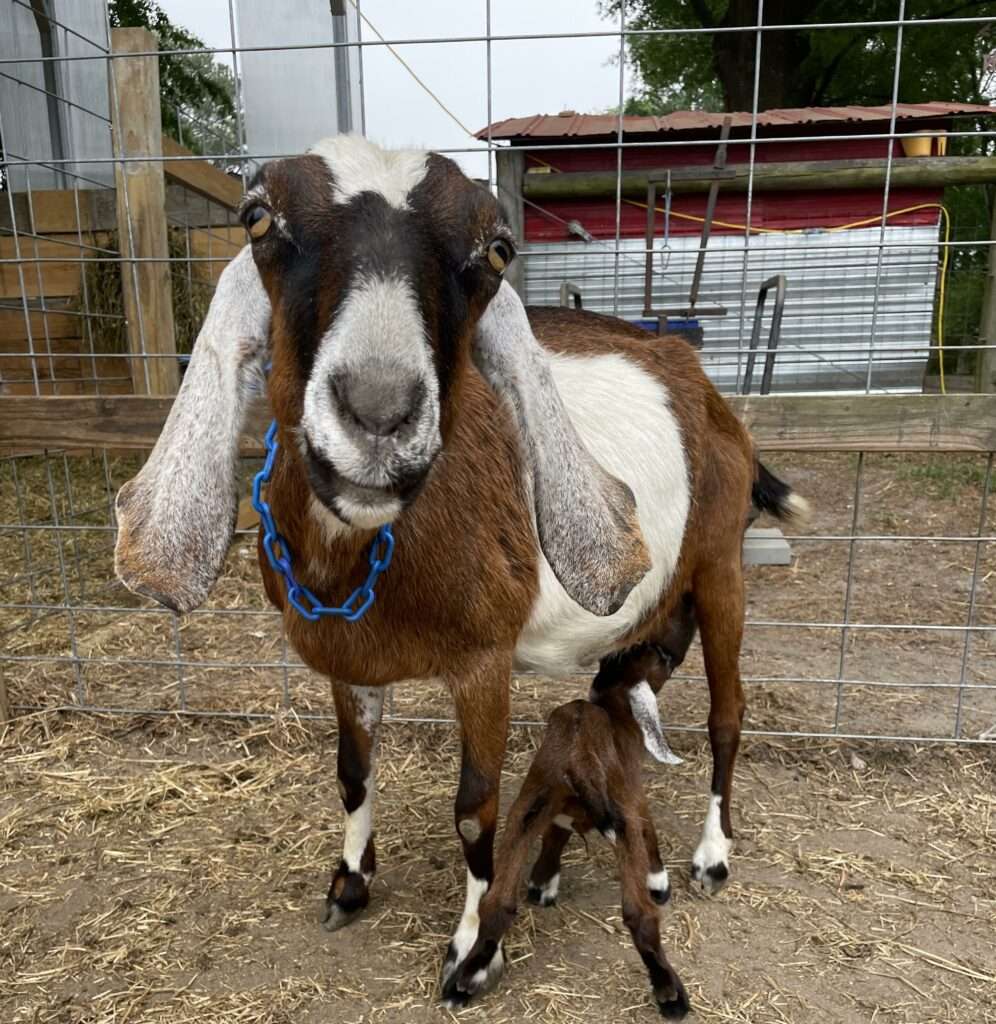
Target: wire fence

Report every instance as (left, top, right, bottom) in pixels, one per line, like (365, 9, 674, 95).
(1, 1, 996, 744)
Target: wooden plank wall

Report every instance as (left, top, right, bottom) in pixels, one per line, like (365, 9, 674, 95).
(0, 139, 243, 397)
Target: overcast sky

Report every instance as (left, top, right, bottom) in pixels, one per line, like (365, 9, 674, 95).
(158, 0, 631, 179)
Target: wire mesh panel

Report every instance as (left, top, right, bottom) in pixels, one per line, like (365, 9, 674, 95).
(1, 0, 995, 746)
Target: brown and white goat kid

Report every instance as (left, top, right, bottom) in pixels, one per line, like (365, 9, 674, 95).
(113, 135, 808, 1000)
(443, 616, 698, 1016)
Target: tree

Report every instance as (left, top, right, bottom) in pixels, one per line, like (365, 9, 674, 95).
(601, 0, 996, 375)
(109, 0, 237, 157)
(603, 0, 995, 113)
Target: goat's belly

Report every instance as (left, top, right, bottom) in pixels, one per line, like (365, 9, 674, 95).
(513, 352, 690, 677)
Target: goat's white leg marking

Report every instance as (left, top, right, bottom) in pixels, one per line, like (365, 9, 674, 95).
(691, 794, 732, 894)
(647, 867, 671, 902)
(530, 871, 560, 907)
(441, 870, 504, 1001)
(322, 686, 384, 932)
(342, 774, 375, 883)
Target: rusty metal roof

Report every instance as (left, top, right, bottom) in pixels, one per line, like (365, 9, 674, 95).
(475, 102, 996, 140)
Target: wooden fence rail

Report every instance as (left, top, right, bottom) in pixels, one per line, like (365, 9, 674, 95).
(3, 394, 996, 457)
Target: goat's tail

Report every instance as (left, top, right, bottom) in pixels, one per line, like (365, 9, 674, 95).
(752, 459, 811, 524)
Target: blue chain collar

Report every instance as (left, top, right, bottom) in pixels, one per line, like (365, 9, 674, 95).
(250, 420, 395, 623)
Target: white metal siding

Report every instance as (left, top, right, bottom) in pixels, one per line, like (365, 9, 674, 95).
(0, 0, 112, 190)
(523, 224, 940, 394)
(235, 0, 363, 164)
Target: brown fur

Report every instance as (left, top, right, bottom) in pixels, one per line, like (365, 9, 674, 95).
(440, 643, 690, 1017)
(245, 149, 763, 978)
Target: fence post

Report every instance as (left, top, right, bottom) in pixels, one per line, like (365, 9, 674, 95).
(496, 148, 525, 297)
(110, 28, 179, 396)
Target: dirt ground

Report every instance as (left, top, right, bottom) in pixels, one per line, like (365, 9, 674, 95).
(2, 451, 996, 1021)
(1, 711, 994, 1024)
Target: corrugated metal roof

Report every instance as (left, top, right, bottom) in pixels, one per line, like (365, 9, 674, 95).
(476, 102, 996, 140)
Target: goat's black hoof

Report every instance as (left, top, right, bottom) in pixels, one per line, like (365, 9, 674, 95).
(320, 900, 365, 932)
(320, 869, 370, 932)
(655, 977, 690, 1020)
(649, 883, 672, 906)
(690, 857, 730, 895)
(440, 941, 505, 1008)
(527, 882, 558, 907)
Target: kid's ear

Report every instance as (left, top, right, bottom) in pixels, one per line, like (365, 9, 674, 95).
(628, 681, 683, 765)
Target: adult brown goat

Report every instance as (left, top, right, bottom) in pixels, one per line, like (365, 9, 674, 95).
(114, 135, 807, 1003)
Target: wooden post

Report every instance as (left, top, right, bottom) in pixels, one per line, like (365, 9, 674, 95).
(975, 198, 996, 394)
(496, 148, 525, 297)
(110, 28, 178, 396)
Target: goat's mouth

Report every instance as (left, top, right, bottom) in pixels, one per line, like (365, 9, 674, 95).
(303, 437, 432, 528)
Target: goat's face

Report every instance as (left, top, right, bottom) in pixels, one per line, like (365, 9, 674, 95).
(240, 136, 515, 528)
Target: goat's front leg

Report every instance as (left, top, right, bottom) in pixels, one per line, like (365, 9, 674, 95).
(321, 682, 385, 932)
(444, 767, 558, 1006)
(439, 651, 511, 1002)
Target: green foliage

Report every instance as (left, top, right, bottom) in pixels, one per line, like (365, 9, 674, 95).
(602, 0, 996, 113)
(109, 0, 237, 156)
(895, 455, 988, 498)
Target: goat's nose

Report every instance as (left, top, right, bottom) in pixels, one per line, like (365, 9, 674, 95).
(330, 369, 424, 438)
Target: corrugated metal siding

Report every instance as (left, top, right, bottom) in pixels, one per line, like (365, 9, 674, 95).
(522, 224, 939, 394)
(478, 102, 996, 140)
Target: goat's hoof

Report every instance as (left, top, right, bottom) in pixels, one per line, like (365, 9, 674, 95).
(655, 977, 690, 1020)
(527, 877, 559, 907)
(649, 883, 672, 905)
(320, 870, 370, 932)
(440, 942, 504, 1008)
(690, 857, 729, 895)
(319, 899, 365, 932)
(655, 983, 687, 1015)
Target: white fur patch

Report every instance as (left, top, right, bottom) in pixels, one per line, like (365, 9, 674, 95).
(514, 352, 690, 675)
(310, 134, 428, 210)
(692, 794, 731, 882)
(309, 495, 347, 545)
(647, 868, 670, 894)
(334, 493, 402, 529)
(342, 775, 374, 880)
(340, 688, 383, 881)
(450, 870, 488, 965)
(536, 872, 560, 903)
(784, 492, 811, 523)
(301, 274, 441, 494)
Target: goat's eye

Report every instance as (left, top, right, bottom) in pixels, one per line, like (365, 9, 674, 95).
(487, 238, 514, 274)
(244, 205, 272, 240)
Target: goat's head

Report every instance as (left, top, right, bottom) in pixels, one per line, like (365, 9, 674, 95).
(241, 137, 512, 528)
(113, 136, 650, 615)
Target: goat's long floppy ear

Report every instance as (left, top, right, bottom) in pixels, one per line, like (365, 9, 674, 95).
(473, 281, 651, 616)
(629, 681, 683, 765)
(114, 246, 271, 613)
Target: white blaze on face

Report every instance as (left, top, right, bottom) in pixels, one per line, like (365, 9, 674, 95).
(310, 134, 428, 210)
(301, 274, 441, 494)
